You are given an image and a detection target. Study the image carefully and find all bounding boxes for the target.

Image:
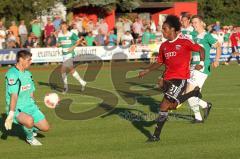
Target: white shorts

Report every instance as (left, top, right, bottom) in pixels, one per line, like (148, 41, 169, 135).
(62, 55, 74, 68)
(187, 70, 208, 88)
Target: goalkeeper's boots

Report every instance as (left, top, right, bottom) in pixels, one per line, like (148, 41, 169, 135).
(26, 137, 42, 146)
(203, 102, 212, 120)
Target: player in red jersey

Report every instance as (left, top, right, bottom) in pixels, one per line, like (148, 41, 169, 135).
(139, 15, 205, 142)
(225, 26, 240, 65)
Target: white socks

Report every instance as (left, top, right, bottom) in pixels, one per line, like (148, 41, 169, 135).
(198, 99, 208, 108)
(72, 71, 86, 86)
(191, 105, 202, 121)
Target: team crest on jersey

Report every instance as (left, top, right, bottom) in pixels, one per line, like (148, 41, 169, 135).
(176, 45, 181, 50)
(8, 78, 15, 85)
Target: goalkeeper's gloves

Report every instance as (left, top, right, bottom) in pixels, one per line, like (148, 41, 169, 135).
(5, 111, 14, 130)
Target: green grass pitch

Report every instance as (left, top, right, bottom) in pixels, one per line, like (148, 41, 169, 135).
(0, 61, 239, 159)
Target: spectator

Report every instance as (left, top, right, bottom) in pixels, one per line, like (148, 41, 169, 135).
(9, 21, 19, 38)
(121, 31, 134, 46)
(70, 23, 79, 36)
(150, 20, 156, 33)
(132, 18, 143, 43)
(85, 31, 95, 46)
(6, 31, 18, 48)
(79, 36, 87, 46)
(106, 29, 117, 46)
(0, 20, 6, 49)
(95, 29, 105, 46)
(99, 19, 108, 36)
(123, 18, 132, 32)
(213, 21, 221, 32)
(115, 18, 124, 45)
(44, 17, 55, 39)
(45, 32, 56, 47)
(86, 19, 94, 33)
(31, 18, 42, 40)
(223, 26, 231, 43)
(53, 15, 62, 31)
(75, 17, 83, 35)
(18, 20, 28, 47)
(142, 28, 151, 45)
(23, 36, 34, 48)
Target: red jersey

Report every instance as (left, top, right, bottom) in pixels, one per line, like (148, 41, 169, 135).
(230, 33, 238, 47)
(157, 34, 202, 80)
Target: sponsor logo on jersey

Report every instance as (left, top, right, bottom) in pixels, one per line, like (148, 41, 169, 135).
(165, 51, 176, 59)
(61, 40, 72, 45)
(21, 84, 31, 91)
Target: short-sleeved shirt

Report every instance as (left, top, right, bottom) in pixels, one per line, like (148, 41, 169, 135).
(85, 36, 95, 46)
(142, 32, 151, 45)
(108, 34, 117, 46)
(157, 34, 201, 80)
(31, 23, 42, 37)
(192, 31, 217, 75)
(5, 67, 35, 112)
(57, 31, 79, 57)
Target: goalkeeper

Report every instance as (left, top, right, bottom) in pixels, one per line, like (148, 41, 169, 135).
(5, 50, 50, 146)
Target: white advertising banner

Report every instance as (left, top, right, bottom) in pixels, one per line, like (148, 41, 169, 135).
(30, 45, 157, 63)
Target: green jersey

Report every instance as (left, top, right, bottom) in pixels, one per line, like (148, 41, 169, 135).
(57, 31, 79, 57)
(192, 31, 217, 75)
(5, 67, 35, 112)
(181, 26, 197, 40)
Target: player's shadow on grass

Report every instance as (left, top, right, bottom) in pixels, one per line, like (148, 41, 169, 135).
(101, 108, 156, 138)
(118, 90, 160, 113)
(168, 110, 195, 121)
(0, 113, 45, 142)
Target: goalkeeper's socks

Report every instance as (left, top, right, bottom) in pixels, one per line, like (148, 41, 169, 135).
(23, 126, 33, 140)
(153, 111, 168, 138)
(33, 127, 39, 137)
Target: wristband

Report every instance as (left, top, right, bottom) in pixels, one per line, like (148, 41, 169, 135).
(199, 61, 204, 66)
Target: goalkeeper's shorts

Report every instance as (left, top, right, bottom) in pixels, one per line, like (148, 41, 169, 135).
(13, 104, 45, 124)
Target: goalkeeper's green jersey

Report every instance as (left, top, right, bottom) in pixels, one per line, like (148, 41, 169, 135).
(5, 66, 35, 112)
(57, 31, 79, 57)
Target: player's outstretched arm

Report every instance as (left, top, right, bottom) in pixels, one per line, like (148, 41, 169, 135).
(138, 63, 162, 78)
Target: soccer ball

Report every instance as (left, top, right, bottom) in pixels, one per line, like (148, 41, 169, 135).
(44, 93, 60, 109)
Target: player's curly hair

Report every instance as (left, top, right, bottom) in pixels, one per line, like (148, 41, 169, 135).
(164, 15, 181, 31)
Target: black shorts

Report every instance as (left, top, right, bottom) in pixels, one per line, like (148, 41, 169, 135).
(232, 46, 238, 53)
(163, 79, 187, 104)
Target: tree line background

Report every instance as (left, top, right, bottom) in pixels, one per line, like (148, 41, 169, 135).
(0, 0, 239, 28)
